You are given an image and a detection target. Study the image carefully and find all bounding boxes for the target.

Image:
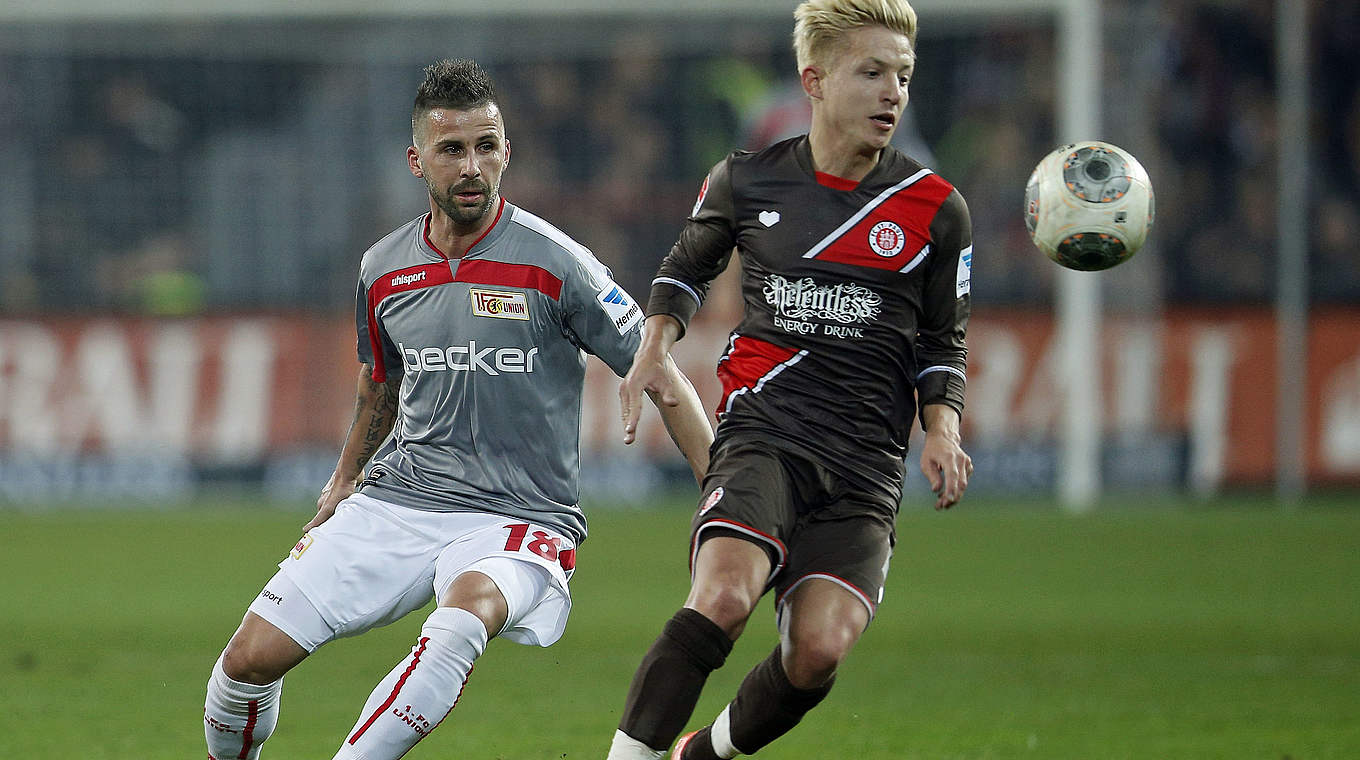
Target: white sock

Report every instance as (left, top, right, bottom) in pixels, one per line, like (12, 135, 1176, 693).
(205, 654, 283, 760)
(710, 705, 740, 758)
(333, 607, 487, 760)
(605, 729, 666, 760)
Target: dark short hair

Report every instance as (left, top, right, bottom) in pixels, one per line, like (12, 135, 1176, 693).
(411, 59, 499, 136)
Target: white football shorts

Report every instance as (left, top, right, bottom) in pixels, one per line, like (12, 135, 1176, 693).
(247, 492, 575, 652)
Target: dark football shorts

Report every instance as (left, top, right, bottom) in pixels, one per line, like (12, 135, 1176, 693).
(689, 434, 900, 622)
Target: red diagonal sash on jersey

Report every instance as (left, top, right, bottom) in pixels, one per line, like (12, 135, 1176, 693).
(366, 263, 455, 382)
(802, 168, 954, 272)
(715, 334, 808, 420)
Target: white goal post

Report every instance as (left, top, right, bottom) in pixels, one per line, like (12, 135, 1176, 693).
(932, 0, 1108, 513)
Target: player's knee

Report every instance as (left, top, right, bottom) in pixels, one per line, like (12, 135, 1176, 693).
(220, 635, 295, 685)
(783, 626, 856, 688)
(687, 584, 759, 636)
(221, 647, 274, 685)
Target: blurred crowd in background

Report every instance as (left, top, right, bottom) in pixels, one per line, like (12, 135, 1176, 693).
(0, 0, 1356, 317)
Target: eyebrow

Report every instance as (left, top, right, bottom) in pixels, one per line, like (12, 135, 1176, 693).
(434, 131, 501, 146)
(865, 55, 915, 72)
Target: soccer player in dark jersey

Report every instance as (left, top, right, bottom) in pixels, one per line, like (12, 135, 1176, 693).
(606, 1, 973, 758)
(202, 59, 714, 760)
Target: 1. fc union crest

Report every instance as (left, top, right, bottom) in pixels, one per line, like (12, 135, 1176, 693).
(291, 534, 314, 560)
(868, 221, 905, 257)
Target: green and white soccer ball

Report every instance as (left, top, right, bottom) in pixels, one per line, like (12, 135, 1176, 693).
(1024, 141, 1155, 271)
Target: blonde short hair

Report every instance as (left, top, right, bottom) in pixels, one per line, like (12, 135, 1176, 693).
(793, 0, 918, 71)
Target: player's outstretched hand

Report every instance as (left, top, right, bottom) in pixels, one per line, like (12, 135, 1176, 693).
(920, 427, 973, 510)
(619, 353, 676, 445)
(305, 470, 356, 533)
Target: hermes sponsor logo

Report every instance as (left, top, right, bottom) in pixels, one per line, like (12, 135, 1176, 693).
(470, 289, 530, 320)
(401, 341, 540, 375)
(956, 245, 973, 298)
(390, 271, 427, 287)
(597, 285, 643, 335)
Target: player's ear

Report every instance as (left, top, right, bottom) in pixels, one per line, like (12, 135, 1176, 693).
(800, 65, 824, 101)
(504, 138, 511, 166)
(408, 146, 423, 178)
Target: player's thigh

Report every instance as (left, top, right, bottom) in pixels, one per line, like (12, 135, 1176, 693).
(686, 535, 771, 627)
(777, 577, 871, 669)
(438, 569, 509, 637)
(270, 493, 442, 643)
(433, 518, 576, 647)
(775, 510, 895, 630)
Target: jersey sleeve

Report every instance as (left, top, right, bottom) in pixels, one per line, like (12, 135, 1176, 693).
(645, 155, 739, 338)
(560, 253, 645, 378)
(915, 187, 972, 429)
(355, 274, 399, 382)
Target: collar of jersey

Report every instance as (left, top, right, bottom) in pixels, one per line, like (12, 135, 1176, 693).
(420, 197, 508, 260)
(794, 136, 893, 192)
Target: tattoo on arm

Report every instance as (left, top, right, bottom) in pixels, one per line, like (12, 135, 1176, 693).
(343, 366, 401, 477)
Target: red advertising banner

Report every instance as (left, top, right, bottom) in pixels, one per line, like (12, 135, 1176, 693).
(960, 307, 1360, 486)
(0, 316, 353, 460)
(2, 308, 1357, 490)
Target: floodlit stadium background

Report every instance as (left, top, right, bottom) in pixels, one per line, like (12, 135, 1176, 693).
(0, 0, 1357, 505)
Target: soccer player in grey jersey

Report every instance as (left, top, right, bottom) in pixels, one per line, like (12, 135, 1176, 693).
(607, 2, 973, 759)
(204, 59, 714, 760)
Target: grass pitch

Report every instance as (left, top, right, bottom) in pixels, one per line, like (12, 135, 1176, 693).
(1, 494, 1358, 759)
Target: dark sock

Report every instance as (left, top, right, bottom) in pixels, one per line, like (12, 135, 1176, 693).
(725, 645, 836, 755)
(678, 726, 718, 760)
(618, 608, 734, 750)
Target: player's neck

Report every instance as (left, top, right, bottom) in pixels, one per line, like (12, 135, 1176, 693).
(426, 196, 501, 259)
(807, 127, 881, 183)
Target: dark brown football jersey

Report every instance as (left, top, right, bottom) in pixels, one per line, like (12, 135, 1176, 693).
(648, 137, 971, 500)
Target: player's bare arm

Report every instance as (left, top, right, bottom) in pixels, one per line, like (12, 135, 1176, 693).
(306, 364, 402, 532)
(619, 314, 685, 444)
(919, 403, 972, 510)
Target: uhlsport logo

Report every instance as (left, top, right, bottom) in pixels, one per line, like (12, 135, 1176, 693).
(470, 289, 530, 320)
(401, 341, 540, 375)
(597, 284, 642, 335)
(390, 270, 427, 287)
(868, 221, 906, 257)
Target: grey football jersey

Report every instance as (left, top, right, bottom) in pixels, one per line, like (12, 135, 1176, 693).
(353, 199, 644, 544)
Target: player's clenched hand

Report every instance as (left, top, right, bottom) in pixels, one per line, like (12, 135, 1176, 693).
(919, 404, 972, 510)
(305, 470, 357, 533)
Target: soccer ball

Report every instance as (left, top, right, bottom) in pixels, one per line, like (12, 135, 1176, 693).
(1023, 141, 1154, 271)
